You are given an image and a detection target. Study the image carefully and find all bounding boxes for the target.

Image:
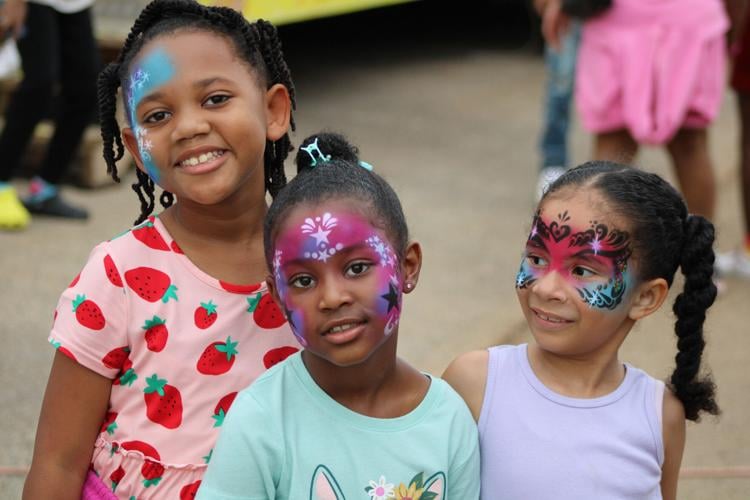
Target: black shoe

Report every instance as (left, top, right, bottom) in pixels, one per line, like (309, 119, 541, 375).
(23, 193, 89, 220)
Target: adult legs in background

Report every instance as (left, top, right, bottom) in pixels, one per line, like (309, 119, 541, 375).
(666, 128, 715, 220)
(536, 23, 581, 201)
(593, 129, 638, 165)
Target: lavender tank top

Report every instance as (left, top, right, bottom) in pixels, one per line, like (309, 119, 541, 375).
(479, 344, 664, 499)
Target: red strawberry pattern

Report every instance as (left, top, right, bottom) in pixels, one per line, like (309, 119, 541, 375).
(142, 316, 168, 352)
(143, 374, 183, 429)
(219, 280, 261, 294)
(51, 219, 300, 496)
(194, 300, 218, 329)
(102, 346, 130, 370)
(197, 337, 239, 375)
(212, 392, 238, 427)
(50, 339, 77, 362)
(180, 480, 202, 499)
(109, 466, 125, 492)
(263, 346, 299, 369)
(103, 254, 123, 287)
(132, 217, 170, 251)
(72, 294, 105, 330)
(125, 267, 178, 303)
(249, 293, 287, 329)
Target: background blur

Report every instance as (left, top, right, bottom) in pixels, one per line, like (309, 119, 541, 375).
(1, 1, 748, 498)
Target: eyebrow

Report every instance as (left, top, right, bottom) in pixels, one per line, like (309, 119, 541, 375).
(279, 243, 373, 268)
(134, 77, 234, 109)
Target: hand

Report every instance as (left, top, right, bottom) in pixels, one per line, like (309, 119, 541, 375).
(0, 0, 27, 40)
(541, 0, 571, 51)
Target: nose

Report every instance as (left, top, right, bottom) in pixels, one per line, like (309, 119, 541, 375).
(318, 274, 353, 311)
(530, 270, 568, 303)
(171, 104, 210, 142)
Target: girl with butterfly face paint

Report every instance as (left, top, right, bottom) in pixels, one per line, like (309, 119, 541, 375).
(198, 133, 480, 500)
(445, 161, 719, 500)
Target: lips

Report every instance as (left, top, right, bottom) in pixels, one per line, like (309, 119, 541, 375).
(531, 307, 572, 327)
(320, 319, 367, 345)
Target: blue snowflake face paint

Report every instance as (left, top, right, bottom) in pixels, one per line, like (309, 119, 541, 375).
(272, 209, 402, 347)
(126, 47, 176, 183)
(516, 210, 633, 310)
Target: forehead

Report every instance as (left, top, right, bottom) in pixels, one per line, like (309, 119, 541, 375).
(538, 189, 625, 231)
(131, 29, 257, 83)
(276, 199, 388, 242)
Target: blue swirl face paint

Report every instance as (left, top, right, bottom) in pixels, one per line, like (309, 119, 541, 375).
(126, 47, 176, 184)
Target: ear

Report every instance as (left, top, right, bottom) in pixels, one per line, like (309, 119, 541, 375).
(122, 126, 148, 175)
(311, 465, 345, 500)
(423, 471, 446, 500)
(264, 83, 291, 142)
(627, 277, 669, 321)
(401, 241, 423, 294)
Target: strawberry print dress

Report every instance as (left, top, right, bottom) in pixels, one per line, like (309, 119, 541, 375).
(49, 215, 299, 499)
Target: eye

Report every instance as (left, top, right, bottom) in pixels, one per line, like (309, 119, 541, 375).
(525, 254, 548, 267)
(289, 274, 315, 289)
(204, 94, 231, 106)
(571, 266, 597, 278)
(143, 110, 170, 124)
(345, 261, 372, 277)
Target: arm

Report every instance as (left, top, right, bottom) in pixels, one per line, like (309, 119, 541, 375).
(442, 350, 489, 422)
(660, 389, 687, 500)
(0, 0, 27, 39)
(539, 0, 570, 51)
(23, 352, 112, 500)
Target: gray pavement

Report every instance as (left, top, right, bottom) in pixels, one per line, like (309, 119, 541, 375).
(2, 13, 749, 499)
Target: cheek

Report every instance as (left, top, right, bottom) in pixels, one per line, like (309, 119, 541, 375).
(275, 286, 309, 346)
(573, 270, 632, 311)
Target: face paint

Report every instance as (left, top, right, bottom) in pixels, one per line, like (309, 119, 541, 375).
(126, 47, 176, 183)
(515, 210, 633, 310)
(273, 211, 402, 345)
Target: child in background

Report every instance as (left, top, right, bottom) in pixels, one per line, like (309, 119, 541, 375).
(540, 0, 732, 220)
(198, 133, 480, 500)
(23, 1, 299, 497)
(445, 162, 719, 500)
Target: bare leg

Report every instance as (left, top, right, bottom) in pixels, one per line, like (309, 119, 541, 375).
(594, 130, 639, 164)
(738, 95, 750, 238)
(666, 128, 715, 220)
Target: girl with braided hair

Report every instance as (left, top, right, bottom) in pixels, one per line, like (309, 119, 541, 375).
(24, 1, 300, 497)
(445, 161, 719, 500)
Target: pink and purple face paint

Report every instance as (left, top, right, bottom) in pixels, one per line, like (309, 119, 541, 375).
(515, 210, 633, 310)
(272, 211, 402, 346)
(126, 47, 176, 184)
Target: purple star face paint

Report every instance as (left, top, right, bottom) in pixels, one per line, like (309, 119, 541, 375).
(515, 210, 633, 310)
(272, 207, 402, 348)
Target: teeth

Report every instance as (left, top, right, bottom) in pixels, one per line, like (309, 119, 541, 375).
(179, 150, 223, 167)
(329, 323, 357, 334)
(539, 313, 565, 323)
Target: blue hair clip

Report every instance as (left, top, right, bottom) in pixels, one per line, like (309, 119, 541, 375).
(301, 138, 331, 167)
(302, 137, 375, 171)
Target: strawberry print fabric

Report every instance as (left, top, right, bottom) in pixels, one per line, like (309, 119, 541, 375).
(49, 216, 299, 499)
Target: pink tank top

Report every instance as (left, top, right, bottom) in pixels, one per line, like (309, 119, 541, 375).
(479, 344, 665, 499)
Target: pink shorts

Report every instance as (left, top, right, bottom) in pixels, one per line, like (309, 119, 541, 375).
(576, 0, 728, 145)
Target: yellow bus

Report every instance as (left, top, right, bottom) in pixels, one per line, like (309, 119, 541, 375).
(199, 0, 417, 25)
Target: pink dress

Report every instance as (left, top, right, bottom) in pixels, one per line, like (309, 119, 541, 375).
(50, 216, 300, 499)
(576, 0, 729, 144)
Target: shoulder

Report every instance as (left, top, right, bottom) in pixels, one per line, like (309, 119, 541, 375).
(662, 387, 686, 444)
(441, 350, 489, 422)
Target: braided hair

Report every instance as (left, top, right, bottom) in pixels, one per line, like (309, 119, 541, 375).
(544, 161, 719, 421)
(264, 132, 409, 266)
(97, 0, 296, 225)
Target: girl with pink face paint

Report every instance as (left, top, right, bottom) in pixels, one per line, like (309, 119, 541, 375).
(445, 162, 720, 500)
(199, 133, 481, 500)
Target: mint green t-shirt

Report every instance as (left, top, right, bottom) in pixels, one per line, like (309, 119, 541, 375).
(197, 352, 480, 500)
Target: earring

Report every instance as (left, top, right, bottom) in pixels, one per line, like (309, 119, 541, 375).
(405, 282, 413, 290)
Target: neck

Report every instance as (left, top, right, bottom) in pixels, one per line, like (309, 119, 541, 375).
(302, 333, 402, 415)
(527, 324, 632, 398)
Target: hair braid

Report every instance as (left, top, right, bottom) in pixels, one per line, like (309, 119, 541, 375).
(671, 215, 719, 420)
(97, 63, 124, 182)
(132, 168, 156, 225)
